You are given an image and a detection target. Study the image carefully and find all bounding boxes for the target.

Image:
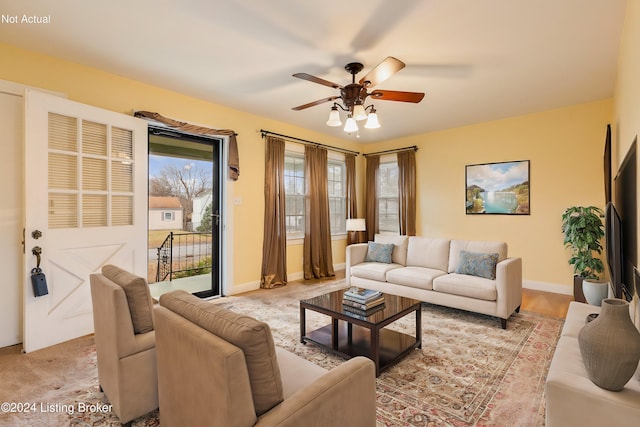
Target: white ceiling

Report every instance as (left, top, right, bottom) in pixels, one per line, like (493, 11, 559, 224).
(0, 0, 627, 143)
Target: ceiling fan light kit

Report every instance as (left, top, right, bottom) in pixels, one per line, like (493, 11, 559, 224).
(326, 105, 342, 127)
(293, 57, 425, 135)
(344, 115, 358, 133)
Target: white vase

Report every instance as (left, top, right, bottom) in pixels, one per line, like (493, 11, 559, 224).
(582, 279, 609, 306)
(578, 298, 640, 391)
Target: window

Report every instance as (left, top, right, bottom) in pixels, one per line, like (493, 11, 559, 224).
(162, 211, 175, 221)
(378, 160, 399, 233)
(284, 152, 305, 238)
(284, 149, 347, 239)
(328, 159, 346, 234)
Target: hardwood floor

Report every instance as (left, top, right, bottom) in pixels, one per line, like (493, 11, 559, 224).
(295, 270, 575, 319)
(522, 288, 574, 318)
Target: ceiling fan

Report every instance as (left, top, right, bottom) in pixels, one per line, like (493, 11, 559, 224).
(292, 57, 425, 132)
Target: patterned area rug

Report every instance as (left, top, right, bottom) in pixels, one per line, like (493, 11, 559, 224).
(214, 281, 563, 427)
(2, 280, 563, 426)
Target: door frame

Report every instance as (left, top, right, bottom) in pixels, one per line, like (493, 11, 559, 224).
(146, 126, 232, 297)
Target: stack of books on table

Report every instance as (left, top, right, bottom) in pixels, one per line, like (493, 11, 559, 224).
(342, 287, 385, 317)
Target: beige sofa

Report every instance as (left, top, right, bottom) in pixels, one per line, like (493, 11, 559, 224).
(346, 235, 522, 328)
(546, 301, 640, 426)
(154, 290, 377, 427)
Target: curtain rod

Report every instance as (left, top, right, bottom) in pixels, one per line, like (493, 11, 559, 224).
(260, 129, 360, 156)
(363, 145, 418, 157)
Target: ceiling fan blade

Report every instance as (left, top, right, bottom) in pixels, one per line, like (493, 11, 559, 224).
(369, 90, 425, 103)
(293, 73, 343, 89)
(292, 96, 340, 111)
(359, 57, 405, 88)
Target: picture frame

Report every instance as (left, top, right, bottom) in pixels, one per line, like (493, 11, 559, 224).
(465, 160, 530, 215)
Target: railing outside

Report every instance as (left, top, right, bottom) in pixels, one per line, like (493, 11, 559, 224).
(156, 231, 213, 282)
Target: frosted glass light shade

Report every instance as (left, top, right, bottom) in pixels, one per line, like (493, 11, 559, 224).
(344, 117, 358, 133)
(364, 112, 380, 129)
(346, 218, 366, 231)
(326, 108, 342, 127)
(352, 103, 367, 121)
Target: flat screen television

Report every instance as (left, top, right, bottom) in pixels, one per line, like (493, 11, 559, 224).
(612, 139, 637, 302)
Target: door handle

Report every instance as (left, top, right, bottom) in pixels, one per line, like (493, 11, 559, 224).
(32, 229, 43, 239)
(32, 246, 42, 269)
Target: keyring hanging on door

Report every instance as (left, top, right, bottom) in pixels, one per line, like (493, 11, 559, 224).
(31, 246, 48, 297)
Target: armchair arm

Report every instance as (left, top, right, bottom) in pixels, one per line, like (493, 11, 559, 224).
(495, 257, 523, 319)
(255, 357, 376, 427)
(346, 243, 369, 286)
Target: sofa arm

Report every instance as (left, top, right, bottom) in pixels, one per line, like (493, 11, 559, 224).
(255, 356, 376, 427)
(346, 243, 369, 286)
(495, 257, 523, 319)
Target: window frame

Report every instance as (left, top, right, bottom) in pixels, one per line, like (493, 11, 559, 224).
(283, 145, 348, 242)
(284, 145, 306, 240)
(377, 155, 400, 234)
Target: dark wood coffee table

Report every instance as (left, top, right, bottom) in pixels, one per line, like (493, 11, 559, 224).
(300, 288, 422, 376)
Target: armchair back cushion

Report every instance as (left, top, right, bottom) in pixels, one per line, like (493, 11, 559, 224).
(102, 264, 154, 334)
(159, 291, 284, 416)
(448, 240, 507, 273)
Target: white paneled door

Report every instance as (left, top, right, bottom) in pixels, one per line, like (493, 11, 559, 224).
(23, 90, 148, 352)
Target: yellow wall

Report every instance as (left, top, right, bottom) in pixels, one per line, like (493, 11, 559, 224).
(0, 43, 361, 291)
(614, 0, 640, 169)
(0, 41, 617, 294)
(364, 100, 612, 292)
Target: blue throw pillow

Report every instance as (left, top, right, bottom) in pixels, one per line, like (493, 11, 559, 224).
(364, 242, 394, 264)
(455, 250, 499, 279)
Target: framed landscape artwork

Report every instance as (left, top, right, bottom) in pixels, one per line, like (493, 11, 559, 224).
(465, 160, 530, 215)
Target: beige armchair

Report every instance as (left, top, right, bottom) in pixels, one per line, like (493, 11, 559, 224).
(89, 265, 159, 426)
(154, 290, 377, 427)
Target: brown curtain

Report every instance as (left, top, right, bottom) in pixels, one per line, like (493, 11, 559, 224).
(365, 155, 380, 242)
(397, 150, 417, 236)
(303, 145, 335, 279)
(134, 110, 240, 181)
(260, 136, 287, 288)
(345, 153, 359, 244)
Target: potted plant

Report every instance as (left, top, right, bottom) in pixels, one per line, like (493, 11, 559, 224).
(561, 206, 607, 304)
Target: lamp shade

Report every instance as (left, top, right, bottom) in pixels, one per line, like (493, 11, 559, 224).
(326, 107, 342, 127)
(346, 218, 366, 232)
(344, 116, 358, 133)
(364, 111, 380, 129)
(352, 103, 367, 121)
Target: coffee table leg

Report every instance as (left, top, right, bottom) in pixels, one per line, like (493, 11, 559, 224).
(416, 306, 422, 349)
(371, 327, 380, 376)
(300, 306, 306, 344)
(332, 318, 339, 349)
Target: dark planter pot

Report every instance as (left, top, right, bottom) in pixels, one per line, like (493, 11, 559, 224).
(573, 275, 587, 303)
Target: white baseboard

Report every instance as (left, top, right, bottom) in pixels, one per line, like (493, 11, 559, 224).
(523, 279, 573, 295)
(228, 263, 347, 296)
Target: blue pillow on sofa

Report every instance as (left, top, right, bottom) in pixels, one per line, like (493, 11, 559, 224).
(455, 250, 499, 279)
(364, 242, 395, 264)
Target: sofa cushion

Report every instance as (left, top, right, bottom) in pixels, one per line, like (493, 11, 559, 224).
(406, 237, 451, 271)
(364, 242, 394, 263)
(385, 266, 447, 290)
(455, 250, 499, 279)
(433, 273, 497, 301)
(448, 240, 507, 273)
(374, 234, 409, 265)
(159, 290, 283, 416)
(350, 262, 403, 282)
(101, 264, 154, 334)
